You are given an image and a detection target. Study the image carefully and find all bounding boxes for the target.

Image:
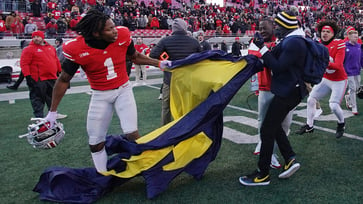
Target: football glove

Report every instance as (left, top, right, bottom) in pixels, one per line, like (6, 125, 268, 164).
(159, 60, 172, 69)
(253, 32, 265, 49)
(44, 111, 57, 128)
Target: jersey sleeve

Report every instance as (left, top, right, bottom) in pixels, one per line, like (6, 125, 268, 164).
(62, 59, 80, 76)
(116, 26, 132, 47)
(116, 26, 135, 56)
(62, 38, 81, 76)
(62, 38, 79, 62)
(329, 40, 346, 70)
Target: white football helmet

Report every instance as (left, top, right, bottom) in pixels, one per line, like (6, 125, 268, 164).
(20, 118, 65, 149)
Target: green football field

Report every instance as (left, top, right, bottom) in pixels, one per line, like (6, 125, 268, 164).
(0, 74, 362, 204)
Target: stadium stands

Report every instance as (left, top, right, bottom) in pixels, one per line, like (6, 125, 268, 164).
(0, 0, 362, 40)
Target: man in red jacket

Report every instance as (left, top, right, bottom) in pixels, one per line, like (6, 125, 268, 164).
(20, 31, 66, 118)
(133, 37, 149, 85)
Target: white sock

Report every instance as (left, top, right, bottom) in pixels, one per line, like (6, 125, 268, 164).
(91, 147, 107, 172)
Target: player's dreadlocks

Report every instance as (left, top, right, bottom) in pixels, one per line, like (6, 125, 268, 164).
(75, 9, 110, 41)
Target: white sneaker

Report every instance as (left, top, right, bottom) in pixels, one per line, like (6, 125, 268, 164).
(253, 141, 261, 155)
(352, 107, 358, 115)
(157, 94, 162, 100)
(56, 113, 67, 119)
(314, 108, 323, 119)
(270, 154, 281, 169)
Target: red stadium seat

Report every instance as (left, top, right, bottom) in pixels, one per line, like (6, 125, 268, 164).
(204, 30, 216, 36)
(64, 30, 78, 38)
(34, 21, 46, 30)
(3, 30, 13, 36)
(245, 30, 256, 37)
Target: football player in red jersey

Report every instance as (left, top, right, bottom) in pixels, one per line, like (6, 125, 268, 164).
(45, 9, 169, 173)
(297, 20, 348, 138)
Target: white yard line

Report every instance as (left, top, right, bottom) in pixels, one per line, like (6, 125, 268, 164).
(227, 104, 363, 141)
(147, 85, 362, 141)
(3, 83, 360, 142)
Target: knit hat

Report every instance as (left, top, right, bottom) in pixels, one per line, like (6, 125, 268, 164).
(32, 31, 45, 39)
(346, 26, 356, 34)
(274, 11, 298, 30)
(172, 18, 187, 33)
(235, 37, 240, 40)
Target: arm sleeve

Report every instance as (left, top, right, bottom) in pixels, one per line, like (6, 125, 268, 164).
(126, 40, 136, 56)
(62, 58, 80, 77)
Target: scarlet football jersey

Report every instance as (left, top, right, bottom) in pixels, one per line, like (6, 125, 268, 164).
(63, 26, 132, 90)
(323, 39, 347, 81)
(257, 40, 276, 91)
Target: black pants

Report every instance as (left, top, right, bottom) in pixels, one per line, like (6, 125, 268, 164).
(13, 71, 24, 88)
(126, 59, 132, 77)
(28, 80, 55, 118)
(258, 87, 302, 174)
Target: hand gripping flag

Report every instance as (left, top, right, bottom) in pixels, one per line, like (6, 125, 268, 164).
(33, 50, 263, 203)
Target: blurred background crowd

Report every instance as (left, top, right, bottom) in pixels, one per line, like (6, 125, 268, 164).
(0, 0, 362, 39)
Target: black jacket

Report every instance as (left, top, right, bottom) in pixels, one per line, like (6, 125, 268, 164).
(221, 42, 228, 52)
(262, 36, 308, 99)
(149, 31, 202, 85)
(231, 42, 242, 56)
(200, 40, 211, 51)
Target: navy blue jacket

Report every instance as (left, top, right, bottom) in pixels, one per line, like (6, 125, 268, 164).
(262, 36, 308, 99)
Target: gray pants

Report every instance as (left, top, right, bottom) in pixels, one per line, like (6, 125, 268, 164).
(161, 83, 171, 125)
(258, 90, 293, 135)
(347, 75, 361, 111)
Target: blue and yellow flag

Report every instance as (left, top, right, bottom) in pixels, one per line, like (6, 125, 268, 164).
(33, 51, 263, 203)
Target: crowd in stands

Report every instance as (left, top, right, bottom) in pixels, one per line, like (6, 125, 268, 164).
(0, 0, 362, 39)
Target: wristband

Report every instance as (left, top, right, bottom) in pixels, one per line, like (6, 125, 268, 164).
(259, 46, 269, 56)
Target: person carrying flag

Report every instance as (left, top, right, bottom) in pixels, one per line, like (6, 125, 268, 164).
(44, 9, 169, 173)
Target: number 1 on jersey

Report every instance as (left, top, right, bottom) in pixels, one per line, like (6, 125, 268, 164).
(104, 57, 117, 80)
